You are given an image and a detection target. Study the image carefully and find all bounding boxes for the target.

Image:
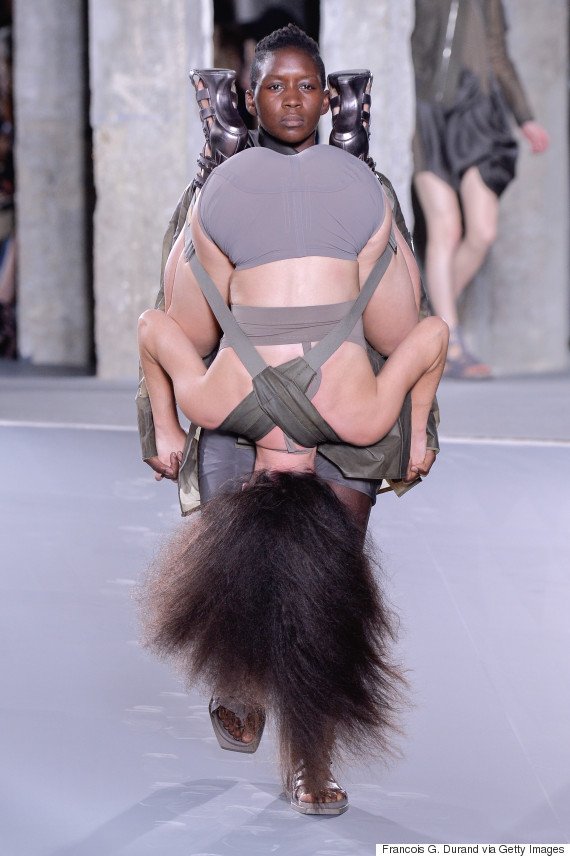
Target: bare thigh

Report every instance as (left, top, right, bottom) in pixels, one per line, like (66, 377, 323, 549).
(361, 228, 421, 355)
(141, 310, 252, 429)
(314, 317, 446, 445)
(164, 229, 221, 355)
(413, 171, 463, 246)
(458, 166, 499, 250)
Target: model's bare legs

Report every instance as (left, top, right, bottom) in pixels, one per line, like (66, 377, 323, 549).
(371, 316, 448, 479)
(413, 169, 492, 377)
(413, 171, 462, 325)
(453, 166, 499, 298)
(318, 315, 447, 481)
(138, 310, 209, 474)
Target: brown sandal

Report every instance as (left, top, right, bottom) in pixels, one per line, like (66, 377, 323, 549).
(444, 327, 492, 379)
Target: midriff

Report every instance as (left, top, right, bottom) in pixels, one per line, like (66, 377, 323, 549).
(230, 256, 360, 308)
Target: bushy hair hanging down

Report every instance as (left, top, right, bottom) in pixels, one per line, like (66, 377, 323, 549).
(140, 470, 405, 794)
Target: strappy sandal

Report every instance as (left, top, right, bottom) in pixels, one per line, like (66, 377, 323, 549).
(208, 696, 266, 754)
(327, 69, 373, 164)
(290, 765, 349, 816)
(189, 69, 249, 188)
(444, 326, 492, 379)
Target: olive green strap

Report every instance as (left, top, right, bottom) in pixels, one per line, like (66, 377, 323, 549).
(188, 230, 396, 377)
(304, 230, 396, 371)
(187, 247, 267, 377)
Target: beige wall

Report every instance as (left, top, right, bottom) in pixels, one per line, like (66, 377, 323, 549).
(90, 0, 213, 378)
(14, 0, 89, 366)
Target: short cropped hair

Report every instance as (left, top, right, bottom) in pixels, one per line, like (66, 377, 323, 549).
(250, 23, 326, 89)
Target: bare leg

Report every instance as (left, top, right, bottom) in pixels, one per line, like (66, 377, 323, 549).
(363, 316, 448, 480)
(413, 171, 462, 326)
(397, 225, 422, 314)
(413, 170, 491, 378)
(138, 309, 210, 469)
(453, 166, 499, 298)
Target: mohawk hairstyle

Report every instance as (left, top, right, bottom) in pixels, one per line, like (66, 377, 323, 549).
(250, 23, 326, 89)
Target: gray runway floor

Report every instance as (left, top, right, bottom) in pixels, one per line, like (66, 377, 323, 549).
(1, 375, 569, 854)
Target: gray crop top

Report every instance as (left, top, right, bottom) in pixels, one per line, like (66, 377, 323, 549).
(196, 145, 385, 270)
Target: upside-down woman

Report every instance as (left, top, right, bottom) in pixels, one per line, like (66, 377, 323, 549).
(138, 139, 448, 814)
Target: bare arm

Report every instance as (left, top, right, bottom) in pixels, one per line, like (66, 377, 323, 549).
(487, 0, 534, 125)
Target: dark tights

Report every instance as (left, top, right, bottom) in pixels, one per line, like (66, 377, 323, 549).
(327, 481, 372, 539)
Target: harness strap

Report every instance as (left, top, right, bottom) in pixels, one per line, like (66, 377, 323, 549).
(186, 227, 267, 378)
(186, 223, 397, 378)
(304, 230, 397, 371)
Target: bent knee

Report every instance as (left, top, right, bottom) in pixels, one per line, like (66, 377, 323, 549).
(138, 309, 167, 351)
(425, 214, 462, 251)
(419, 315, 449, 348)
(465, 219, 497, 252)
(349, 424, 388, 447)
(138, 308, 162, 331)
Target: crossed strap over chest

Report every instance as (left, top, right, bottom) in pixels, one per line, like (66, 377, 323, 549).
(185, 226, 412, 480)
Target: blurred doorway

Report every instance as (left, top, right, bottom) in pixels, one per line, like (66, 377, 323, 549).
(0, 0, 14, 359)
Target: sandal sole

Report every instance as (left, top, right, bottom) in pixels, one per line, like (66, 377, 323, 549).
(290, 798, 349, 816)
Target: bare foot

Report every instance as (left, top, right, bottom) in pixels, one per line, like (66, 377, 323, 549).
(216, 705, 263, 745)
(292, 767, 348, 813)
(298, 785, 347, 806)
(148, 426, 186, 480)
(406, 433, 429, 482)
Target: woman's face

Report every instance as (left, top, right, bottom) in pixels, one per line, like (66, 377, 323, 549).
(246, 48, 329, 151)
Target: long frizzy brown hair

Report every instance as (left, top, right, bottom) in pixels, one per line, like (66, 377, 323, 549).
(140, 470, 405, 794)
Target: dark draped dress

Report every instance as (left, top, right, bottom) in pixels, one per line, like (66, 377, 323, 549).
(412, 0, 534, 196)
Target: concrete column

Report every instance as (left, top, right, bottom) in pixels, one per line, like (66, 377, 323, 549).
(320, 0, 415, 224)
(462, 0, 569, 374)
(14, 0, 89, 366)
(89, 0, 212, 379)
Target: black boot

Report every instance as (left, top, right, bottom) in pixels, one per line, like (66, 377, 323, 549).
(327, 69, 373, 164)
(190, 69, 249, 187)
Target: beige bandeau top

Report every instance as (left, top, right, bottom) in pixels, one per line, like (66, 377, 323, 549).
(196, 145, 385, 271)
